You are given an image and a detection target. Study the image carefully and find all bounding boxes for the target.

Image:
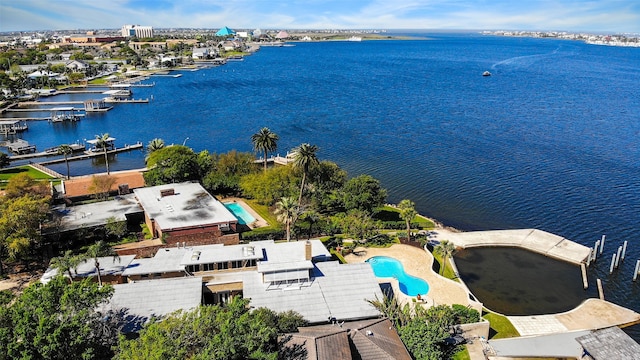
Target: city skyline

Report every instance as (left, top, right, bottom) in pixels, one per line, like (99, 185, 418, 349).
(1, 0, 640, 34)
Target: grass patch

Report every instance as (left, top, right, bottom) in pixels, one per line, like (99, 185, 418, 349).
(244, 199, 277, 229)
(373, 205, 435, 229)
(431, 250, 459, 281)
(451, 347, 471, 360)
(0, 165, 61, 189)
(483, 311, 520, 339)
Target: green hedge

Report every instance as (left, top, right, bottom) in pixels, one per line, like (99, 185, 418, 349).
(241, 228, 285, 242)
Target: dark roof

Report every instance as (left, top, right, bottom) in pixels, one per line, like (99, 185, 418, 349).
(283, 318, 411, 360)
(575, 326, 640, 359)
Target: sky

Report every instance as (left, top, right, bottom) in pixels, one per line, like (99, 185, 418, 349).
(1, 0, 639, 34)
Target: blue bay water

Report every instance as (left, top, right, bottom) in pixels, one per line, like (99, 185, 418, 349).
(4, 33, 640, 330)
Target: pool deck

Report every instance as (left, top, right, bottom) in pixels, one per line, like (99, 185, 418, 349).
(430, 228, 592, 265)
(344, 244, 479, 311)
(344, 237, 640, 359)
(221, 198, 269, 229)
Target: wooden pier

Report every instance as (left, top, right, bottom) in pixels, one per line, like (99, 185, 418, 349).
(8, 143, 86, 160)
(37, 142, 144, 165)
(104, 98, 149, 103)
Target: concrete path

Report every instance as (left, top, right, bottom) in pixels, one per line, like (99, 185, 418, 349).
(431, 228, 591, 265)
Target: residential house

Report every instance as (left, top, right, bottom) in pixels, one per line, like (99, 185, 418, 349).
(133, 182, 240, 246)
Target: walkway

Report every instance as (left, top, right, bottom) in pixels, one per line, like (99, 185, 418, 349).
(431, 228, 592, 265)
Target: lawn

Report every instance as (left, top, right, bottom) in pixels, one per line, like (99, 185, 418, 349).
(431, 250, 459, 281)
(0, 165, 61, 189)
(374, 205, 435, 229)
(482, 311, 520, 339)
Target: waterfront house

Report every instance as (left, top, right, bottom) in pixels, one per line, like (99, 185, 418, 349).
(65, 59, 89, 73)
(120, 239, 382, 323)
(133, 182, 240, 246)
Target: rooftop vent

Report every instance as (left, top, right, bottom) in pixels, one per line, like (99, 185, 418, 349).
(191, 251, 201, 261)
(243, 246, 255, 257)
(160, 188, 175, 197)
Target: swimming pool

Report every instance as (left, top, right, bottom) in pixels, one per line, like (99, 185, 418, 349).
(223, 202, 256, 225)
(366, 256, 430, 297)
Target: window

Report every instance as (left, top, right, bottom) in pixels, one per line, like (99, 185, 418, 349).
(203, 263, 215, 271)
(187, 265, 200, 273)
(218, 262, 229, 270)
(231, 260, 242, 268)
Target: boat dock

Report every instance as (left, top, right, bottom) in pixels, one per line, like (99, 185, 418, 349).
(37, 142, 144, 165)
(8, 143, 86, 160)
(104, 98, 149, 103)
(4, 139, 37, 154)
(254, 154, 294, 166)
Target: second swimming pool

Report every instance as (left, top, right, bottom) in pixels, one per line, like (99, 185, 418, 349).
(366, 256, 430, 297)
(223, 202, 256, 225)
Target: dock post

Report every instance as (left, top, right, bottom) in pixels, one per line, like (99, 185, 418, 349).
(586, 249, 592, 267)
(594, 240, 600, 261)
(634, 260, 640, 282)
(597, 279, 604, 300)
(581, 263, 588, 289)
(615, 246, 623, 268)
(600, 235, 605, 254)
(610, 253, 616, 274)
(622, 241, 628, 260)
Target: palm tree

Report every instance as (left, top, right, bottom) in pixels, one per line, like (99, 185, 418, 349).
(57, 144, 73, 180)
(301, 210, 320, 240)
(397, 199, 417, 241)
(95, 133, 111, 175)
(434, 240, 456, 276)
(251, 127, 279, 172)
(85, 240, 120, 286)
(292, 143, 319, 205)
(275, 196, 299, 242)
(49, 250, 81, 283)
(147, 138, 165, 154)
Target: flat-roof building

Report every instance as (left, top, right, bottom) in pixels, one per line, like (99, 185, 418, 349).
(133, 182, 240, 246)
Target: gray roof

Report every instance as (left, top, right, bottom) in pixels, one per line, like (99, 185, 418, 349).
(99, 277, 202, 332)
(489, 330, 591, 358)
(122, 248, 187, 276)
(244, 261, 382, 323)
(122, 240, 331, 277)
(41, 254, 137, 283)
(48, 194, 142, 233)
(181, 243, 263, 266)
(576, 326, 640, 359)
(133, 182, 237, 231)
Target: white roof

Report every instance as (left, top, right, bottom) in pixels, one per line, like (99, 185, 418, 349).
(243, 261, 383, 323)
(122, 247, 187, 276)
(86, 137, 116, 144)
(133, 182, 237, 231)
(98, 277, 202, 332)
(41, 254, 137, 283)
(50, 106, 75, 111)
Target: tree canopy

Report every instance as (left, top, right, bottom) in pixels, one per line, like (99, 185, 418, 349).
(116, 297, 306, 360)
(144, 145, 209, 186)
(341, 174, 387, 214)
(0, 276, 116, 360)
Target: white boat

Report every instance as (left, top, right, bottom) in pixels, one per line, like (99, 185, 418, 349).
(347, 36, 362, 42)
(483, 71, 492, 77)
(50, 107, 82, 122)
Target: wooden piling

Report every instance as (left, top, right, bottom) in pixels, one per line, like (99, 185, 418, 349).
(615, 246, 623, 268)
(597, 279, 604, 300)
(600, 235, 606, 254)
(634, 260, 640, 282)
(622, 241, 628, 260)
(581, 263, 588, 289)
(610, 253, 616, 274)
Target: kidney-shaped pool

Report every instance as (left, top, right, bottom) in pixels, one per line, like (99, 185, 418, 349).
(366, 256, 430, 297)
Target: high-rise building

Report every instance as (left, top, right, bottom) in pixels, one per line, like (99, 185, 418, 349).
(121, 25, 154, 38)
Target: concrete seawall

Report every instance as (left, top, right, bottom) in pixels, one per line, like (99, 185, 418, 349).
(439, 228, 591, 265)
